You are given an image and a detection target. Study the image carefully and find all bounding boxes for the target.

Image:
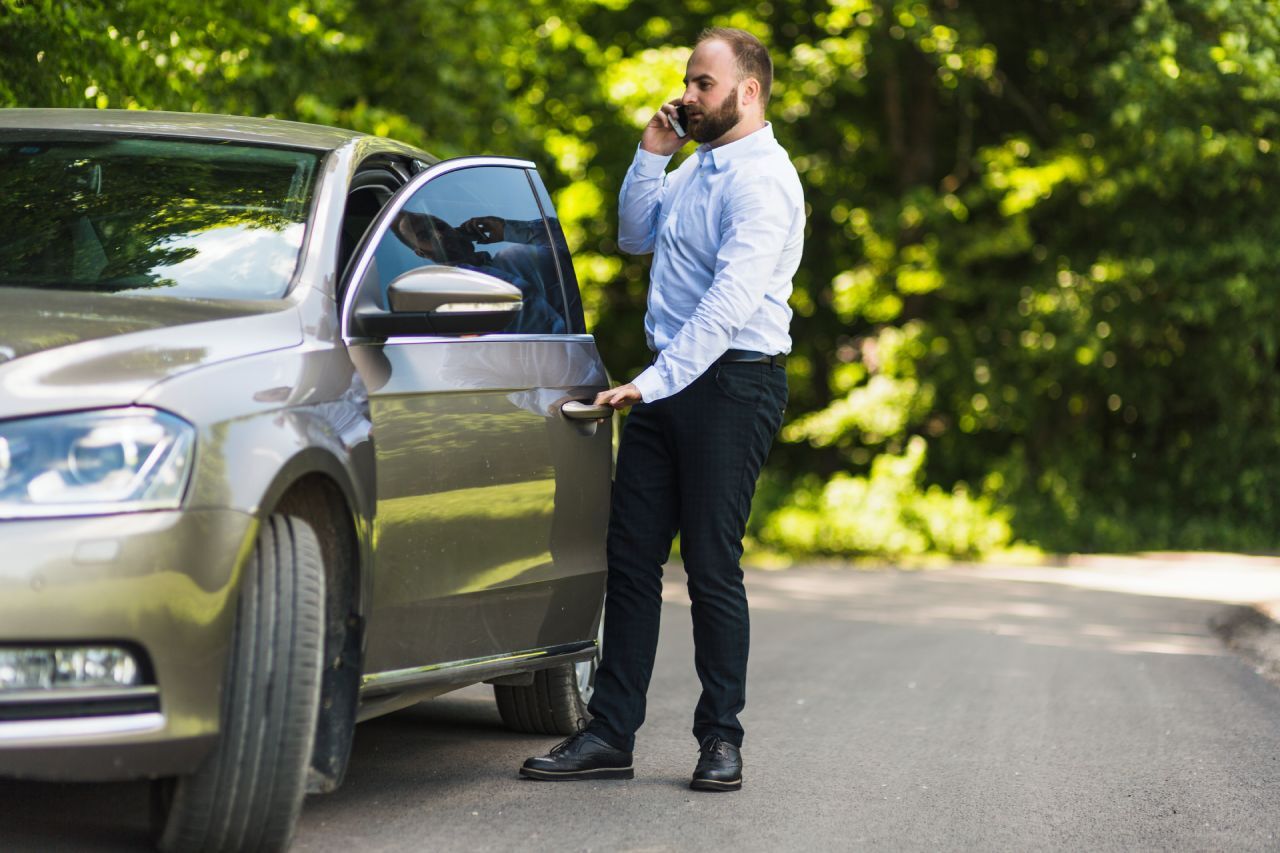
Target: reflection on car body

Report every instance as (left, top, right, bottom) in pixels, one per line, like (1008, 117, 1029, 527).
(0, 108, 610, 852)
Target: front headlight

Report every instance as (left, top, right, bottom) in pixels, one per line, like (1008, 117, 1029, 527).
(0, 407, 195, 519)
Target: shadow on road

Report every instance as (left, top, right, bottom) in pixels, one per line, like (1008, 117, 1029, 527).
(1, 562, 1269, 851)
(714, 566, 1229, 658)
(0, 774, 150, 852)
(0, 687, 539, 853)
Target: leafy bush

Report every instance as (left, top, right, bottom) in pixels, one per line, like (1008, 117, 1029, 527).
(760, 436, 1012, 558)
(7, 0, 1278, 557)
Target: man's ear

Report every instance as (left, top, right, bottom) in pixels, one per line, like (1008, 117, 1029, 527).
(740, 76, 762, 108)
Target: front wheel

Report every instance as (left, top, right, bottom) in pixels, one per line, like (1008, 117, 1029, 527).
(151, 514, 326, 853)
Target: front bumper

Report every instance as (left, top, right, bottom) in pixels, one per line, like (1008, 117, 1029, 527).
(0, 509, 256, 781)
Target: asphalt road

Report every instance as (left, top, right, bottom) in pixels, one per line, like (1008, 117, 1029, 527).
(4, 563, 1280, 851)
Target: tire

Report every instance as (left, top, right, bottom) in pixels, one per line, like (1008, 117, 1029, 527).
(151, 515, 326, 853)
(494, 662, 593, 736)
(495, 616, 599, 736)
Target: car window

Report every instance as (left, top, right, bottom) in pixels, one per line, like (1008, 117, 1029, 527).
(0, 136, 319, 300)
(527, 170, 586, 335)
(365, 165, 569, 335)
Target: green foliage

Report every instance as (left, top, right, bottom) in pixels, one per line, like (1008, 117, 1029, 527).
(760, 436, 1012, 558)
(3, 0, 1279, 557)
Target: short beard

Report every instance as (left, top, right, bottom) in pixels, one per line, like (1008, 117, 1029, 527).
(690, 85, 741, 143)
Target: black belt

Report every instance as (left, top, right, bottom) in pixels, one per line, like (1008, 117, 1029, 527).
(718, 349, 786, 367)
(649, 349, 787, 367)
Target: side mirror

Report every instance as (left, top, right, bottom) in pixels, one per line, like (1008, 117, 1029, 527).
(353, 266, 523, 338)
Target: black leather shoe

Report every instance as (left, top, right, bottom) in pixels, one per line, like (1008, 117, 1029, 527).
(690, 736, 742, 791)
(519, 731, 634, 781)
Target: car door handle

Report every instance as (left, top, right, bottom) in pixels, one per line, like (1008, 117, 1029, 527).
(561, 400, 615, 420)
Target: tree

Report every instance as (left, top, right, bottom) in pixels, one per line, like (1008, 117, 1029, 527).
(4, 0, 1277, 556)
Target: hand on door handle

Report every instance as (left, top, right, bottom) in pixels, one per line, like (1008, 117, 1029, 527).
(593, 382, 642, 411)
(561, 400, 615, 420)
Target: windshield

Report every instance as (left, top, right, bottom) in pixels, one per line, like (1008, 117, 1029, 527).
(0, 135, 320, 300)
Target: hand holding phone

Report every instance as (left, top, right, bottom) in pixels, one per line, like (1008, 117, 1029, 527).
(668, 104, 689, 139)
(460, 215, 505, 244)
(642, 101, 692, 155)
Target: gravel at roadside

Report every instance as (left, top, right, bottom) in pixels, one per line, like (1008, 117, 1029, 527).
(1213, 601, 1280, 687)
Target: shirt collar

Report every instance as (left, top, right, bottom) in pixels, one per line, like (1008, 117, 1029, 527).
(695, 122, 775, 172)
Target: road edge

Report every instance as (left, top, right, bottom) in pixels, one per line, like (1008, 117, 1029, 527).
(1211, 602, 1280, 687)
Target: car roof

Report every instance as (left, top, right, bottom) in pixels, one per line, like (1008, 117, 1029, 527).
(0, 108, 408, 154)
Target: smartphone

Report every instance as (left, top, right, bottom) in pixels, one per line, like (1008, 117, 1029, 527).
(669, 104, 689, 138)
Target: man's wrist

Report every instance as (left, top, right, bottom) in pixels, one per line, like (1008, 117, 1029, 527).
(632, 145, 672, 178)
(632, 367, 664, 403)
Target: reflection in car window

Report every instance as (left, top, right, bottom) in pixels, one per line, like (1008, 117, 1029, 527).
(370, 165, 568, 335)
(527, 170, 586, 335)
(0, 137, 318, 300)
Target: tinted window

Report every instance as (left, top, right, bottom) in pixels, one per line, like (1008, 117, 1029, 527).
(368, 165, 568, 335)
(0, 136, 318, 300)
(527, 170, 585, 334)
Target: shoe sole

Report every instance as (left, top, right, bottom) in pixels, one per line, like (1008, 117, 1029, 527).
(690, 777, 742, 792)
(519, 765, 634, 781)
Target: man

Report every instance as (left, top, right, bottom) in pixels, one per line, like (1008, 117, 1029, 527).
(520, 27, 804, 791)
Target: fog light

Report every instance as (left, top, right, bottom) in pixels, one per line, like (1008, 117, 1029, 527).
(0, 646, 142, 690)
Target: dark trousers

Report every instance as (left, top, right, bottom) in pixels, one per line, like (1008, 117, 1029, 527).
(585, 360, 787, 750)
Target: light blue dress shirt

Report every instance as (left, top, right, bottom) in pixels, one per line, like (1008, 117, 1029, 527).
(620, 122, 805, 403)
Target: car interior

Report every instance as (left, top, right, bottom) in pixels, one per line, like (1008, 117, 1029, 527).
(337, 155, 416, 286)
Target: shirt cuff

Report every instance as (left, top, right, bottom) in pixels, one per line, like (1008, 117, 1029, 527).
(632, 145, 672, 179)
(632, 366, 667, 403)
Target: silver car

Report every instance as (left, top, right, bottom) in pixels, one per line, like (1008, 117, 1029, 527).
(0, 109, 613, 850)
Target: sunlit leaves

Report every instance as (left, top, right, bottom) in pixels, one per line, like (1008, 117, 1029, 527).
(984, 150, 1088, 217)
(760, 436, 1012, 558)
(601, 46, 689, 127)
(6, 0, 1280, 556)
